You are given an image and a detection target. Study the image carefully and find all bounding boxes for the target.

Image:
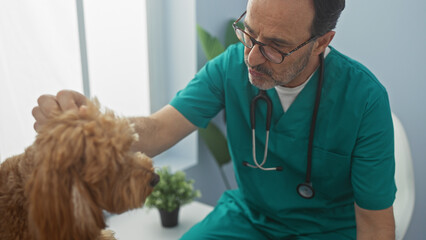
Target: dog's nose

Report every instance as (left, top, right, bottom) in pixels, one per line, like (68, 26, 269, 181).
(150, 173, 160, 187)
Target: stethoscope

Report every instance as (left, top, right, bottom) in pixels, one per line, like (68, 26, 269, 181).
(243, 52, 325, 199)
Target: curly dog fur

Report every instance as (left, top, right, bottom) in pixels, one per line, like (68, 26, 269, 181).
(0, 99, 159, 240)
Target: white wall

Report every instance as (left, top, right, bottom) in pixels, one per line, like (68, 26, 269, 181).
(1, 0, 199, 171)
(0, 0, 151, 160)
(83, 0, 151, 117)
(0, 0, 83, 160)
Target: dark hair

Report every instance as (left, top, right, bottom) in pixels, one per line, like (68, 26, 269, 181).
(311, 0, 345, 36)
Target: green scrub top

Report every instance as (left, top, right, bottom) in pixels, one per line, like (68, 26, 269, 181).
(170, 43, 396, 236)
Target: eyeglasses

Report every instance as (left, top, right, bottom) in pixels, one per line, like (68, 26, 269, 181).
(233, 11, 317, 64)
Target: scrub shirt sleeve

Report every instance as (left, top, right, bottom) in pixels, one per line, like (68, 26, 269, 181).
(169, 48, 231, 128)
(351, 90, 397, 210)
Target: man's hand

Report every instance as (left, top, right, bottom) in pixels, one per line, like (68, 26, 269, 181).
(355, 203, 395, 240)
(32, 90, 87, 132)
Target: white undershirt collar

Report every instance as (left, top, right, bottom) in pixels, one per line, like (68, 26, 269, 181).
(274, 47, 331, 112)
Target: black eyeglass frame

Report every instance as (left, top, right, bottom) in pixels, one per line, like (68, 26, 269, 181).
(232, 11, 318, 64)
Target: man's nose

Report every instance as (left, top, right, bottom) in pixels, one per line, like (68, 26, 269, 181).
(246, 44, 267, 67)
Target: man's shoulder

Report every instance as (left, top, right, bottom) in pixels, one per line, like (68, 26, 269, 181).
(203, 42, 245, 71)
(222, 42, 245, 65)
(326, 46, 388, 96)
(200, 42, 247, 84)
(327, 46, 377, 80)
(226, 42, 245, 53)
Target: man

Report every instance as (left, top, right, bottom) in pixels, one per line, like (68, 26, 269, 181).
(33, 0, 396, 239)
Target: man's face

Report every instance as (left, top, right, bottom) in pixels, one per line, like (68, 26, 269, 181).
(244, 0, 316, 89)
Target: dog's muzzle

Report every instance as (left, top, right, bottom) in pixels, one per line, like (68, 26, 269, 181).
(150, 173, 160, 187)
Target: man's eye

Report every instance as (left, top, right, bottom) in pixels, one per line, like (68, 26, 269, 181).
(272, 42, 292, 51)
(271, 43, 288, 50)
(245, 29, 256, 37)
(272, 43, 283, 48)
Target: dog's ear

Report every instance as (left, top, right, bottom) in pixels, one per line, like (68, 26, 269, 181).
(70, 174, 106, 237)
(27, 101, 106, 240)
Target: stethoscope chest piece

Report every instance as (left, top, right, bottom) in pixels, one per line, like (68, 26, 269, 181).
(297, 182, 315, 199)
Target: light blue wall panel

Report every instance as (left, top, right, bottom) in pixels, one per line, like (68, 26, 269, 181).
(332, 1, 426, 239)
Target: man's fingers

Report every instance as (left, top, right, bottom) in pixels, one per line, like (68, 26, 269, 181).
(79, 105, 88, 116)
(72, 91, 87, 107)
(56, 90, 82, 111)
(32, 106, 47, 123)
(37, 94, 61, 118)
(33, 90, 87, 132)
(32, 107, 45, 132)
(33, 94, 59, 132)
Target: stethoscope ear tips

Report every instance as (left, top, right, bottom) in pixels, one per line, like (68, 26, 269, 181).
(243, 161, 249, 166)
(276, 166, 283, 171)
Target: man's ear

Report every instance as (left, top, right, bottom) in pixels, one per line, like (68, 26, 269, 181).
(312, 31, 336, 56)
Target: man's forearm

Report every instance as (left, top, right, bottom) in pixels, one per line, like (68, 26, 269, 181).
(129, 116, 164, 157)
(355, 204, 395, 240)
(128, 105, 197, 157)
(357, 227, 395, 240)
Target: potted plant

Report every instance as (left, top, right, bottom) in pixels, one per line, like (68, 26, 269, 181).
(145, 166, 201, 227)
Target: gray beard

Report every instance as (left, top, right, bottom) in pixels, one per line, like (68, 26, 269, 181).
(244, 44, 313, 89)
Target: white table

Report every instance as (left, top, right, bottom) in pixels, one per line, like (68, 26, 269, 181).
(106, 201, 213, 240)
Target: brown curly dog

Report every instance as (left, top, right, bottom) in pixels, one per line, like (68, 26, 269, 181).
(0, 99, 159, 240)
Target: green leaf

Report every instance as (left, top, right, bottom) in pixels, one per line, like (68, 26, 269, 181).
(198, 123, 231, 166)
(196, 24, 225, 60)
(224, 19, 243, 48)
